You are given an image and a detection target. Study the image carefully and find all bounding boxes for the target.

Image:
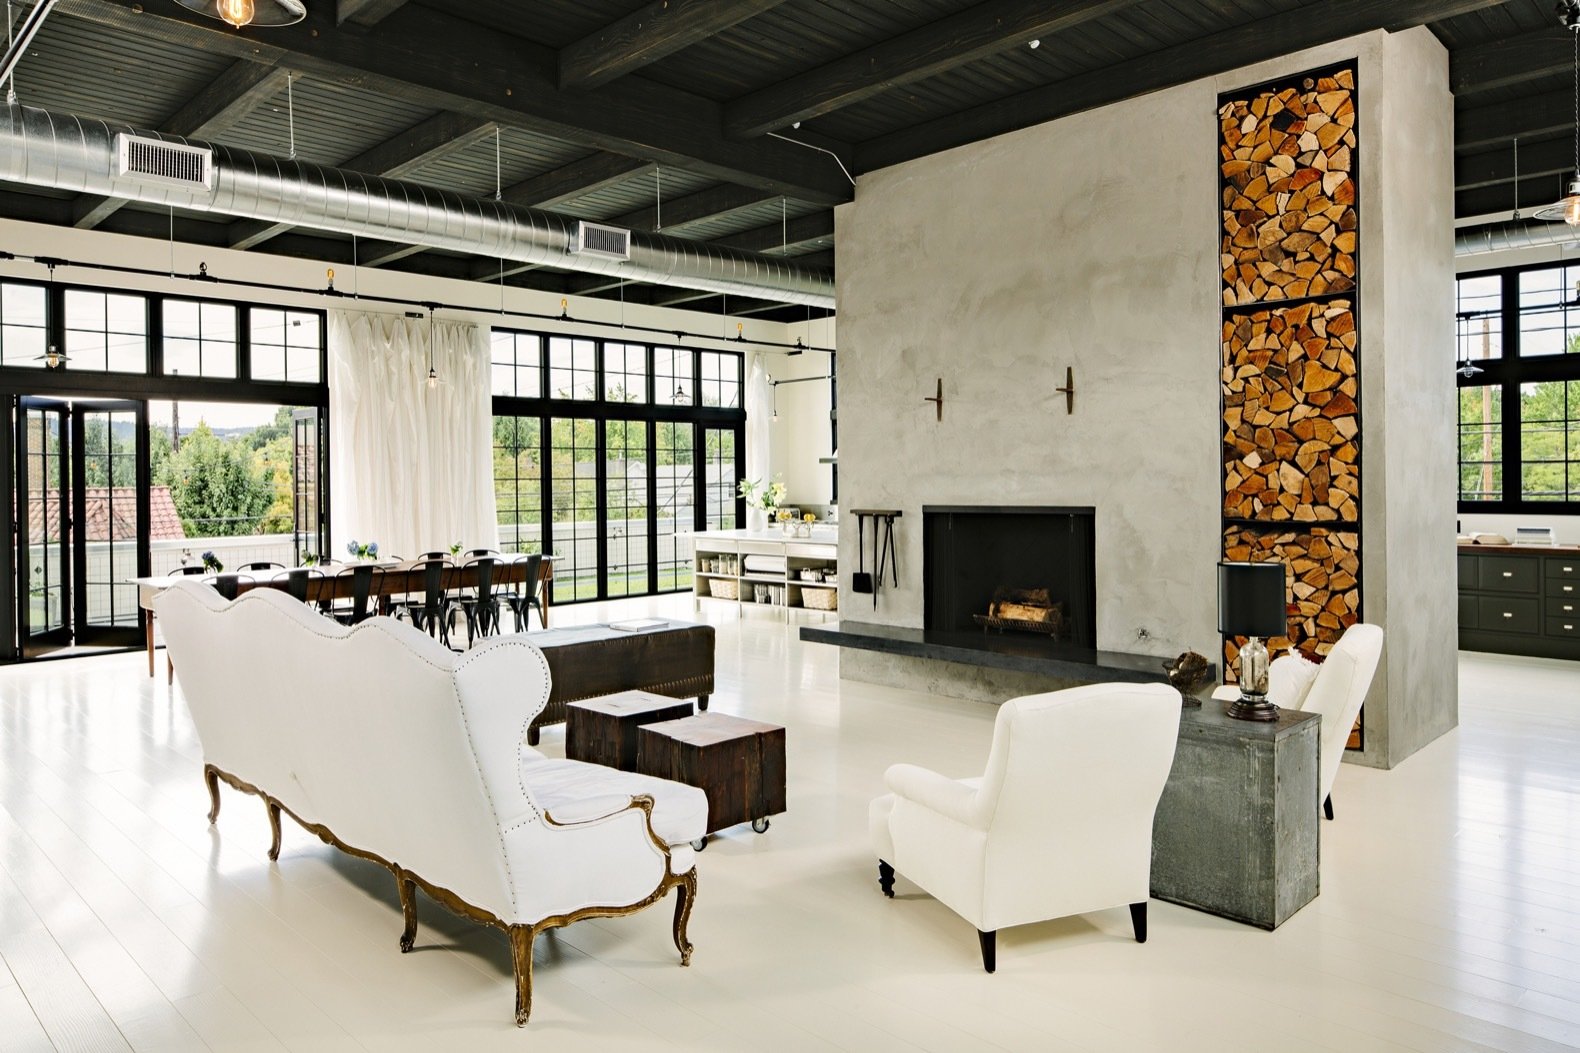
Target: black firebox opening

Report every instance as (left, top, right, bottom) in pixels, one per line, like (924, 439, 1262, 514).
(923, 506, 1097, 647)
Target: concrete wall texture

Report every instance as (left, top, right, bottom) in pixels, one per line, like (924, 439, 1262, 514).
(834, 28, 1456, 770)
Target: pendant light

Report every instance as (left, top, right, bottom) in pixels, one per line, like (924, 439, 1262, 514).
(1536, 1, 1580, 225)
(426, 309, 440, 390)
(1455, 312, 1483, 379)
(174, 0, 306, 29)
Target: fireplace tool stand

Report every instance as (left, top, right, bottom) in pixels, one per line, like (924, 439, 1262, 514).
(851, 510, 901, 609)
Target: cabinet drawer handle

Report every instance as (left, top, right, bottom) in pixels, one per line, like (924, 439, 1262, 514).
(1502, 611, 1514, 618)
(1566, 604, 1576, 612)
(1502, 571, 1514, 578)
(1566, 566, 1575, 572)
(1567, 625, 1575, 631)
(1565, 586, 1576, 593)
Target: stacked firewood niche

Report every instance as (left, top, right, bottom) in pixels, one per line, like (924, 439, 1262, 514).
(1218, 65, 1363, 747)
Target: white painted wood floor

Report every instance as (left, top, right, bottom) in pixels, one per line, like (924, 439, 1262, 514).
(2, 596, 1578, 1052)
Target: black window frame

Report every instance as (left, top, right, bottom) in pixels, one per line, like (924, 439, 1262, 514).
(1457, 261, 1580, 515)
(490, 329, 745, 604)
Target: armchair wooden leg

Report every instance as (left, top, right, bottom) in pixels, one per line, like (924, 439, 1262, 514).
(977, 929, 996, 973)
(266, 799, 283, 862)
(698, 693, 710, 711)
(204, 764, 221, 824)
(1323, 794, 1334, 821)
(672, 869, 697, 966)
(877, 860, 895, 898)
(1129, 902, 1148, 944)
(509, 924, 537, 1028)
(397, 872, 418, 952)
(527, 725, 541, 747)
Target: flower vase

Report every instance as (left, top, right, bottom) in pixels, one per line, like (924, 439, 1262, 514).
(748, 507, 767, 533)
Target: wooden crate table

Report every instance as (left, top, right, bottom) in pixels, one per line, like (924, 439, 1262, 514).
(636, 712, 786, 848)
(565, 691, 696, 771)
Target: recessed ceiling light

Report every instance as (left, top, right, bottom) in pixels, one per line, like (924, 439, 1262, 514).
(1028, 39, 1040, 49)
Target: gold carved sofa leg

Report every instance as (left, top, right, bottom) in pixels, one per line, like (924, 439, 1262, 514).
(204, 764, 223, 824)
(266, 799, 283, 861)
(397, 871, 418, 953)
(509, 924, 537, 1027)
(673, 869, 697, 966)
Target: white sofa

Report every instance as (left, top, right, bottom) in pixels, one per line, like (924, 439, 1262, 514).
(869, 683, 1181, 972)
(155, 580, 707, 1026)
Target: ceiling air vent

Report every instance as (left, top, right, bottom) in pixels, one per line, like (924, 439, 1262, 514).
(114, 133, 214, 191)
(568, 220, 631, 261)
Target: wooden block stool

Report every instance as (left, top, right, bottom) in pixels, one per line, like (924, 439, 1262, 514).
(637, 712, 786, 849)
(565, 690, 696, 771)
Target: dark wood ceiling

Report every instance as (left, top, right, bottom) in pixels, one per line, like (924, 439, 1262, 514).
(0, 0, 1564, 320)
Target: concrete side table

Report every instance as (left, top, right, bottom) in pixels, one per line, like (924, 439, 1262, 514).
(1150, 701, 1321, 930)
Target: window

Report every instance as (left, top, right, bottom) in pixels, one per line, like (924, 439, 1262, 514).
(251, 308, 321, 383)
(1518, 266, 1580, 357)
(1456, 274, 1500, 366)
(547, 337, 597, 400)
(1520, 381, 1580, 501)
(0, 283, 46, 368)
(1457, 265, 1580, 511)
(492, 331, 541, 399)
(491, 328, 742, 603)
(603, 342, 648, 403)
(654, 346, 693, 405)
(493, 415, 543, 554)
(64, 290, 148, 373)
(698, 350, 741, 408)
(163, 299, 238, 378)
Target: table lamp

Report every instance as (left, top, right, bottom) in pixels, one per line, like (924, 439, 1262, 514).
(1218, 560, 1287, 722)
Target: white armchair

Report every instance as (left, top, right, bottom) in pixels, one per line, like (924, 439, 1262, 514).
(1212, 622, 1383, 819)
(869, 683, 1181, 972)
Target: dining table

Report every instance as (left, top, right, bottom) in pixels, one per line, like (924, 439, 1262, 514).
(131, 554, 558, 680)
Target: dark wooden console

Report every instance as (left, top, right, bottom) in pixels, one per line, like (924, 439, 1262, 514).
(1457, 543, 1580, 661)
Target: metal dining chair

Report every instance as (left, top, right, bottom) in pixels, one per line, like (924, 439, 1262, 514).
(240, 561, 286, 572)
(328, 563, 385, 626)
(452, 555, 503, 646)
(394, 557, 454, 648)
(201, 573, 254, 601)
(173, 565, 207, 577)
(272, 567, 326, 605)
(501, 553, 545, 632)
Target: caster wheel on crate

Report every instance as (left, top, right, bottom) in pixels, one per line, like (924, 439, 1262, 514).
(690, 836, 709, 851)
(751, 817, 770, 834)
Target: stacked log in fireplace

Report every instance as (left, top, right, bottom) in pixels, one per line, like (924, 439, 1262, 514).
(972, 587, 1064, 640)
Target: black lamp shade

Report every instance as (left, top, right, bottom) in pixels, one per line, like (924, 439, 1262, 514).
(1218, 561, 1287, 638)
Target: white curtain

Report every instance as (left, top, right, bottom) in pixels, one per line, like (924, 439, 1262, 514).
(327, 310, 497, 560)
(745, 354, 772, 489)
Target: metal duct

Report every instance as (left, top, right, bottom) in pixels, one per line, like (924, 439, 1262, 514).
(1455, 219, 1580, 258)
(0, 104, 835, 308)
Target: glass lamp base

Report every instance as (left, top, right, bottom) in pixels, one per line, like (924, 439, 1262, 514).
(1226, 635, 1280, 722)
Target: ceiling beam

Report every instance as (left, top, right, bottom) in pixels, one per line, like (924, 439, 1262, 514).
(336, 0, 408, 27)
(559, 0, 790, 91)
(712, 211, 834, 254)
(1450, 26, 1571, 98)
(503, 153, 655, 210)
(1457, 88, 1572, 153)
(857, 0, 1521, 173)
(724, 0, 1143, 139)
(358, 243, 428, 268)
(1456, 176, 1569, 220)
(610, 183, 779, 233)
(340, 111, 498, 179)
(1456, 136, 1573, 193)
(74, 60, 289, 230)
(59, 0, 853, 205)
(227, 111, 497, 250)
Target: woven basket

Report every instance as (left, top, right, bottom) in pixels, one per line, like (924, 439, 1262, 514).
(711, 578, 739, 600)
(802, 586, 838, 610)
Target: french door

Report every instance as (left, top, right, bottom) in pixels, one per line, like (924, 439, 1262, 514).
(15, 397, 148, 656)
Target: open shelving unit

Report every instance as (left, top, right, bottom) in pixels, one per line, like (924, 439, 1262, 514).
(691, 534, 839, 619)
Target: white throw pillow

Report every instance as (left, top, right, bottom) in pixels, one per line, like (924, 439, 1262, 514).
(1267, 653, 1322, 711)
